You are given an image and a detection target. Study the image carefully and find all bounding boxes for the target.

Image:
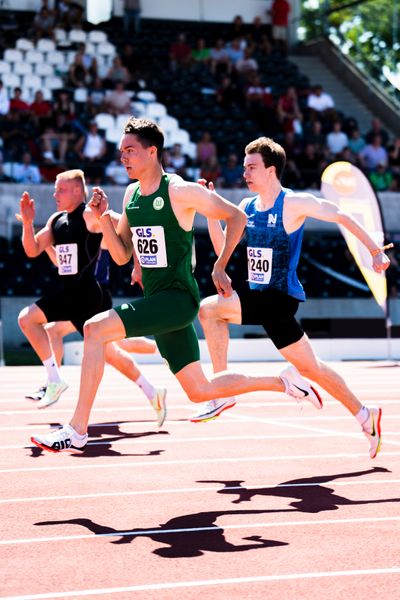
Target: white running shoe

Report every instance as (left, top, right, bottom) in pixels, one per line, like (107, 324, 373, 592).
(25, 385, 47, 401)
(362, 406, 382, 459)
(280, 366, 323, 409)
(36, 381, 68, 409)
(149, 388, 167, 427)
(190, 398, 237, 423)
(31, 424, 87, 453)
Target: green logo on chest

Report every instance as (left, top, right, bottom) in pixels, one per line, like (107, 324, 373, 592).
(153, 196, 164, 210)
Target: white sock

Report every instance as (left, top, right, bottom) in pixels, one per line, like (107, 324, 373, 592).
(355, 406, 370, 427)
(135, 374, 155, 400)
(43, 356, 63, 384)
(68, 424, 87, 439)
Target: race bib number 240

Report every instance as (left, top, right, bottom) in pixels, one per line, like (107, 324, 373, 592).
(247, 247, 272, 284)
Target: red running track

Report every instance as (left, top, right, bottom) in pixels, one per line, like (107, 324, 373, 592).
(0, 361, 399, 599)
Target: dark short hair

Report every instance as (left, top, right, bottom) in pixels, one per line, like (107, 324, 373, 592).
(245, 137, 286, 180)
(123, 117, 164, 162)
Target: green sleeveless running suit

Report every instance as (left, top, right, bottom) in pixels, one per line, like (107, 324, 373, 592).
(114, 174, 200, 373)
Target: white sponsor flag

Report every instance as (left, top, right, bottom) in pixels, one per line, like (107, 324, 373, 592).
(86, 0, 112, 25)
(321, 161, 387, 312)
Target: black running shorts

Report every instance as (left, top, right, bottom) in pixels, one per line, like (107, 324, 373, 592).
(237, 287, 304, 349)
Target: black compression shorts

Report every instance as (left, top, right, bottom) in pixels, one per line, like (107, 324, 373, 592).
(36, 279, 111, 335)
(237, 287, 304, 350)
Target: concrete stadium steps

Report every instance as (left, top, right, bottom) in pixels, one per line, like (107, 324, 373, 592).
(288, 54, 376, 136)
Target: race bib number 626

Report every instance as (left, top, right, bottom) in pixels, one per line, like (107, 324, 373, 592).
(132, 226, 167, 268)
(247, 247, 272, 284)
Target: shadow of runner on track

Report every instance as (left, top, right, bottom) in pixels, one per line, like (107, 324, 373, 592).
(27, 423, 169, 458)
(198, 467, 399, 512)
(35, 509, 290, 557)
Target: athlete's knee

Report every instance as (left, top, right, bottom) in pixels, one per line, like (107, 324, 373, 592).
(83, 317, 107, 343)
(295, 358, 323, 380)
(18, 306, 35, 331)
(198, 300, 218, 324)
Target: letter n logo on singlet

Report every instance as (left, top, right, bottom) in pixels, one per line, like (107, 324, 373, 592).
(268, 213, 277, 227)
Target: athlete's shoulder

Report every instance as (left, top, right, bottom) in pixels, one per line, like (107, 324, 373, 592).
(239, 195, 257, 210)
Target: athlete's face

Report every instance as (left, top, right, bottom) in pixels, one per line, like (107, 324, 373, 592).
(53, 178, 82, 211)
(119, 133, 157, 179)
(243, 153, 273, 192)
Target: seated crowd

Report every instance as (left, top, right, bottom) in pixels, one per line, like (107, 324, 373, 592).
(0, 5, 398, 193)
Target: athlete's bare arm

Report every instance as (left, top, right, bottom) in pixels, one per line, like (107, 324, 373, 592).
(170, 178, 247, 296)
(285, 192, 391, 273)
(17, 191, 55, 257)
(88, 185, 134, 265)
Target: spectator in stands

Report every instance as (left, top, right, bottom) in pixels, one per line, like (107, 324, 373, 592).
(226, 38, 244, 67)
(123, 0, 142, 37)
(365, 117, 389, 147)
(228, 15, 246, 41)
(169, 33, 192, 72)
(0, 162, 13, 182)
(56, 0, 83, 29)
(0, 80, 10, 116)
(245, 73, 275, 131)
(120, 43, 140, 87)
(235, 47, 259, 83)
(196, 131, 217, 165)
(104, 55, 132, 88)
(210, 38, 231, 77)
(105, 149, 130, 185)
(326, 120, 349, 157)
(200, 155, 221, 185)
(191, 38, 211, 70)
(29, 90, 53, 132)
(219, 153, 243, 188)
(216, 75, 243, 109)
(304, 119, 326, 153)
(104, 81, 132, 116)
(87, 78, 107, 117)
(39, 152, 65, 183)
(74, 121, 107, 184)
(347, 127, 366, 156)
(248, 15, 271, 49)
(9, 88, 30, 115)
(387, 137, 400, 187)
(12, 151, 41, 183)
(41, 113, 76, 165)
(31, 3, 56, 41)
(270, 0, 291, 55)
(296, 142, 325, 189)
(368, 162, 394, 192)
(276, 86, 303, 134)
(307, 84, 336, 125)
(68, 54, 91, 88)
(359, 134, 388, 172)
(166, 143, 188, 178)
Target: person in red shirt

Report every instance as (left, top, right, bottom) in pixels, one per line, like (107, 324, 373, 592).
(270, 0, 291, 54)
(9, 87, 29, 114)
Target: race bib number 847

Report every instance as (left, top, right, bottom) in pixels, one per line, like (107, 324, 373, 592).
(132, 226, 167, 268)
(247, 247, 272, 284)
(56, 243, 78, 275)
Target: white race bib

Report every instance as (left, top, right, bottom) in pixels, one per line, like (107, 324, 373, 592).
(56, 243, 78, 275)
(131, 226, 167, 268)
(247, 247, 272, 284)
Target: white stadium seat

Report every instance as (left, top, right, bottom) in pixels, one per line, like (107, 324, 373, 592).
(159, 115, 179, 134)
(16, 38, 34, 52)
(169, 129, 191, 146)
(2, 72, 20, 90)
(21, 74, 42, 92)
(0, 61, 11, 74)
(14, 62, 33, 76)
(37, 39, 56, 53)
(46, 51, 65, 66)
(74, 88, 88, 102)
(54, 28, 67, 42)
(35, 63, 54, 77)
(25, 50, 44, 65)
(105, 126, 122, 145)
(136, 90, 156, 103)
(68, 29, 87, 43)
(43, 75, 64, 90)
(4, 49, 23, 63)
(131, 101, 146, 116)
(146, 102, 167, 121)
(87, 30, 107, 44)
(94, 112, 115, 131)
(97, 42, 116, 58)
(116, 114, 132, 131)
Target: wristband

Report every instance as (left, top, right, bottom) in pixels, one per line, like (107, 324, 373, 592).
(370, 243, 394, 257)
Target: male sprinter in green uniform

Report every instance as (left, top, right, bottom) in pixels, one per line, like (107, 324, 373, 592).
(31, 118, 323, 453)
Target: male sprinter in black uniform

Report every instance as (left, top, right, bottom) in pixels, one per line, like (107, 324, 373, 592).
(17, 169, 166, 425)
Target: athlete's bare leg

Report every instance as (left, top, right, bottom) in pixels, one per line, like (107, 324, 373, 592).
(279, 334, 362, 415)
(117, 337, 157, 354)
(18, 304, 52, 361)
(45, 321, 76, 366)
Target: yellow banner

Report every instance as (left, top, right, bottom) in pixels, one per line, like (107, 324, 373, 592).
(321, 161, 387, 312)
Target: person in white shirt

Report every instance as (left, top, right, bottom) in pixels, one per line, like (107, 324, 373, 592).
(307, 85, 336, 124)
(326, 121, 349, 156)
(13, 152, 41, 184)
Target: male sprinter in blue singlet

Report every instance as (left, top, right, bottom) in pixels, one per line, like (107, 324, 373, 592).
(195, 136, 391, 458)
(30, 119, 331, 454)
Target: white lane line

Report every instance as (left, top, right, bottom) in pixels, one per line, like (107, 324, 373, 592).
(1, 452, 400, 474)
(1, 516, 400, 547)
(2, 568, 400, 600)
(1, 478, 399, 505)
(2, 431, 400, 451)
